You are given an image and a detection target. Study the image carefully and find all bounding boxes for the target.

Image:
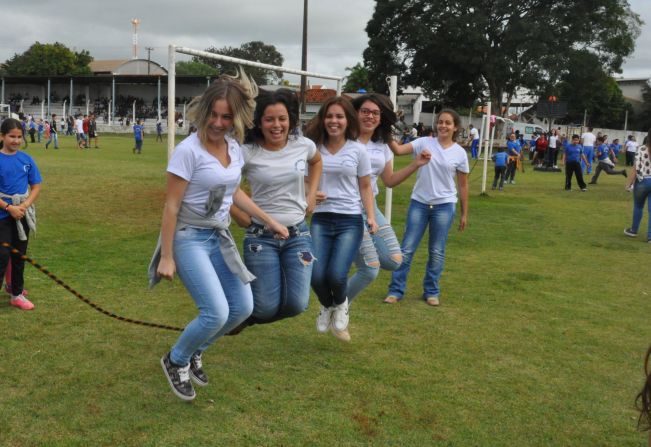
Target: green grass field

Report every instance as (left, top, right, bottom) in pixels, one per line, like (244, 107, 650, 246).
(0, 134, 649, 446)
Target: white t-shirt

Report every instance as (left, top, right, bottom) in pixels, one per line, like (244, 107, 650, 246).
(626, 140, 639, 153)
(75, 118, 84, 133)
(315, 139, 371, 215)
(469, 127, 479, 140)
(243, 136, 317, 226)
(167, 133, 243, 223)
(362, 140, 394, 197)
(581, 132, 596, 147)
(410, 137, 470, 205)
(549, 135, 558, 149)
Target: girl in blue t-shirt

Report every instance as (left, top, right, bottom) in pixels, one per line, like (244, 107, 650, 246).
(0, 118, 43, 310)
(133, 120, 144, 154)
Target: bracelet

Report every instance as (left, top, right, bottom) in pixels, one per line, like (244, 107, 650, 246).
(4, 204, 10, 211)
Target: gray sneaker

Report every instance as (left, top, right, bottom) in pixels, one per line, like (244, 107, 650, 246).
(161, 353, 196, 401)
(189, 352, 208, 387)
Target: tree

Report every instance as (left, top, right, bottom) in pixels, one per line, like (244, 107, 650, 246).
(1, 42, 93, 76)
(342, 63, 371, 93)
(555, 50, 630, 128)
(193, 41, 284, 85)
(175, 61, 218, 76)
(635, 81, 651, 131)
(364, 0, 642, 114)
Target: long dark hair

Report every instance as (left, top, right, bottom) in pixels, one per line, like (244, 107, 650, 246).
(638, 345, 651, 432)
(351, 93, 397, 143)
(0, 118, 23, 149)
(305, 96, 359, 146)
(245, 88, 299, 145)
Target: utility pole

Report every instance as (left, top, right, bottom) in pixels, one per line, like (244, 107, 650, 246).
(146, 47, 154, 74)
(299, 0, 308, 114)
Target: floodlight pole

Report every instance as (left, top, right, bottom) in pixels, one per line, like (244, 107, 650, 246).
(480, 103, 491, 195)
(167, 45, 176, 159)
(299, 0, 308, 113)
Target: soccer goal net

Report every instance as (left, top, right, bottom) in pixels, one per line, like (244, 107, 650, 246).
(166, 45, 344, 158)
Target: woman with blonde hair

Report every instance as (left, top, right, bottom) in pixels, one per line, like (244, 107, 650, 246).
(150, 70, 288, 401)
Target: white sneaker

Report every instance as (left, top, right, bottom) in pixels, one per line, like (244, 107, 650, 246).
(316, 305, 333, 333)
(332, 299, 349, 332)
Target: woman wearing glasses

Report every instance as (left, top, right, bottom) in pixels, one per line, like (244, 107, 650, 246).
(345, 94, 431, 303)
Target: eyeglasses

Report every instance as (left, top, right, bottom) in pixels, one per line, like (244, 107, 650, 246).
(359, 108, 381, 117)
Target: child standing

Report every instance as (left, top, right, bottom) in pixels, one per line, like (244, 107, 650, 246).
(133, 119, 144, 154)
(492, 147, 508, 190)
(563, 134, 588, 191)
(156, 120, 163, 142)
(0, 119, 42, 310)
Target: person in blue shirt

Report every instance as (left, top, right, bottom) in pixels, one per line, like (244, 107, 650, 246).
(0, 118, 42, 310)
(563, 135, 588, 191)
(156, 120, 163, 142)
(610, 138, 622, 163)
(505, 133, 521, 184)
(37, 120, 44, 143)
(588, 135, 627, 184)
(492, 146, 508, 190)
(133, 119, 144, 154)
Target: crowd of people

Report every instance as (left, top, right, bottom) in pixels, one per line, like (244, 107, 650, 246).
(2, 74, 649, 439)
(475, 125, 636, 192)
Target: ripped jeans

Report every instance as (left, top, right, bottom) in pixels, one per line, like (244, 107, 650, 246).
(347, 202, 402, 302)
(243, 220, 315, 324)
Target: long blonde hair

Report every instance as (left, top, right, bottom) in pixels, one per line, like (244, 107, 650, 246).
(187, 66, 257, 145)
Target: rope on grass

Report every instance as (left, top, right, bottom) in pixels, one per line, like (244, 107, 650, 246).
(2, 242, 183, 332)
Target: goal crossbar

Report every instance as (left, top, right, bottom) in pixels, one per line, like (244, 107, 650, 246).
(167, 44, 344, 157)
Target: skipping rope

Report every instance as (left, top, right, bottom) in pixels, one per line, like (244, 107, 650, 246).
(2, 242, 183, 332)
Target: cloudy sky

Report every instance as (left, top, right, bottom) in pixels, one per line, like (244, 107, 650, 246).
(0, 0, 649, 87)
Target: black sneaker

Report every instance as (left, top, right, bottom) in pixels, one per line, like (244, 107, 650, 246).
(624, 228, 638, 237)
(189, 352, 208, 387)
(160, 353, 196, 401)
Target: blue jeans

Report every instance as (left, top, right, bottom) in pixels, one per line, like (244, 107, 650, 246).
(631, 177, 651, 240)
(243, 221, 314, 323)
(582, 146, 594, 174)
(471, 139, 479, 159)
(310, 212, 363, 307)
(45, 133, 58, 149)
(170, 227, 253, 366)
(347, 202, 402, 302)
(388, 200, 456, 299)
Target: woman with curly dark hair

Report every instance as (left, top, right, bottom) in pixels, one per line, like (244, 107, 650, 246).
(346, 93, 430, 303)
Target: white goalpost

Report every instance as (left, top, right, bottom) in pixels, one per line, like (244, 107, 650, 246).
(167, 45, 344, 159)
